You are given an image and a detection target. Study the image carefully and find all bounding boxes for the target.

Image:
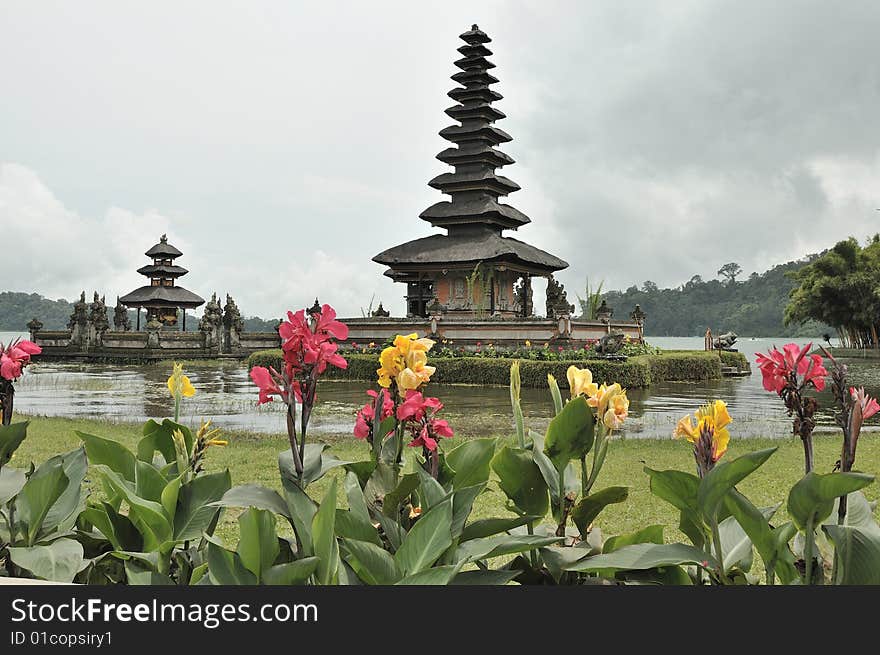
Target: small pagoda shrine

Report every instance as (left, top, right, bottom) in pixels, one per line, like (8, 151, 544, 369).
(119, 234, 205, 329)
(373, 24, 568, 318)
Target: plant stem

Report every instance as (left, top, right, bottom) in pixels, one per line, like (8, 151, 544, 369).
(526, 522, 538, 569)
(804, 519, 815, 585)
(711, 519, 729, 584)
(579, 455, 588, 496)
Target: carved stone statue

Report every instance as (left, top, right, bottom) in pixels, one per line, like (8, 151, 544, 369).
(27, 317, 43, 341)
(145, 317, 163, 349)
(199, 293, 224, 350)
(113, 297, 131, 331)
(87, 293, 110, 348)
(372, 302, 390, 318)
(513, 276, 533, 317)
(223, 294, 243, 351)
(595, 330, 626, 356)
(713, 331, 738, 351)
(68, 291, 88, 330)
(545, 275, 574, 320)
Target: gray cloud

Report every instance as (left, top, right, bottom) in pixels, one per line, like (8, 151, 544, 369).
(2, 1, 879, 317)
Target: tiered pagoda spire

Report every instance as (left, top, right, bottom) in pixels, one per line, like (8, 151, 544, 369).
(373, 25, 567, 318)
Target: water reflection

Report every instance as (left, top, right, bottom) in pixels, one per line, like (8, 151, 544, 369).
(11, 336, 877, 439)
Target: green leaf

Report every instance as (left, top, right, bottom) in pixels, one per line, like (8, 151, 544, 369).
(343, 471, 371, 525)
(565, 542, 716, 572)
(41, 447, 87, 536)
(787, 471, 875, 531)
(281, 477, 317, 555)
(124, 563, 175, 586)
(372, 511, 405, 552)
(81, 501, 143, 552)
(138, 419, 193, 466)
(94, 466, 173, 551)
(135, 460, 168, 503)
(396, 564, 462, 585)
(540, 545, 594, 579)
(451, 484, 484, 539)
(571, 486, 629, 537)
(342, 538, 401, 585)
(456, 534, 562, 562)
(206, 539, 257, 585)
(645, 467, 704, 547)
(445, 438, 496, 489)
(491, 445, 549, 517)
(0, 466, 26, 505)
(460, 515, 543, 542)
(262, 558, 319, 585)
(211, 484, 291, 519)
(824, 524, 880, 585)
(603, 525, 665, 553)
(453, 570, 521, 585)
(160, 475, 182, 523)
(76, 431, 136, 482)
(697, 448, 776, 521)
(416, 468, 447, 509)
(311, 477, 339, 585)
(381, 472, 420, 517)
(531, 431, 578, 515)
(394, 497, 453, 575)
(8, 538, 85, 583)
(0, 421, 28, 468)
(717, 514, 754, 573)
(725, 491, 798, 584)
(334, 509, 381, 546)
(173, 470, 232, 541)
(14, 459, 67, 545)
(237, 508, 280, 582)
(280, 444, 350, 488)
(543, 395, 595, 471)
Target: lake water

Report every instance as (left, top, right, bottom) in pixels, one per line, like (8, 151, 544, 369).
(5, 331, 876, 440)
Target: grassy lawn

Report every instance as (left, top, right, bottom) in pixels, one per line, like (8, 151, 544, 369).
(11, 413, 880, 546)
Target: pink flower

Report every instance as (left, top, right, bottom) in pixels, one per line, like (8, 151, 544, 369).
(755, 342, 826, 394)
(851, 387, 880, 420)
(250, 366, 287, 405)
(395, 390, 452, 452)
(354, 389, 394, 440)
(397, 390, 443, 421)
(312, 304, 349, 341)
(0, 339, 42, 381)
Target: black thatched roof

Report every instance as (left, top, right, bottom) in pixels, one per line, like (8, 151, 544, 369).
(373, 229, 567, 274)
(119, 285, 204, 308)
(145, 234, 183, 258)
(136, 264, 189, 277)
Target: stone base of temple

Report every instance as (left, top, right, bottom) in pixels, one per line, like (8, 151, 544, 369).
(340, 316, 642, 350)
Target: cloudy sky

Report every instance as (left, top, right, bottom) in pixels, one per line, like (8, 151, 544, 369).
(2, 1, 880, 319)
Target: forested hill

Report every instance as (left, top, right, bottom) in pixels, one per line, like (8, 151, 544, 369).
(601, 258, 829, 337)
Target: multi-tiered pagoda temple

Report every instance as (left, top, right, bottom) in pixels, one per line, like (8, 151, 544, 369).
(374, 24, 568, 318)
(119, 234, 204, 329)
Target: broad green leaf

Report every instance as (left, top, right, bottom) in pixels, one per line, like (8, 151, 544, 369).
(717, 514, 754, 573)
(237, 508, 280, 582)
(280, 443, 350, 488)
(394, 497, 453, 575)
(372, 511, 405, 552)
(160, 475, 182, 523)
(541, 544, 594, 579)
(824, 524, 880, 585)
(95, 466, 172, 551)
(460, 515, 543, 542)
(396, 564, 462, 585)
(543, 395, 595, 470)
(173, 469, 232, 541)
(335, 509, 382, 546)
(124, 563, 175, 586)
(282, 477, 317, 555)
(81, 502, 143, 552)
(138, 419, 193, 466)
(206, 539, 257, 585)
(211, 484, 291, 519)
(342, 538, 401, 585)
(41, 447, 87, 536)
(571, 486, 629, 537)
(822, 491, 879, 531)
(311, 477, 339, 585)
(344, 460, 376, 489)
(76, 431, 136, 482)
(451, 484, 484, 539)
(0, 466, 26, 505)
(445, 438, 496, 488)
(381, 472, 420, 517)
(697, 447, 776, 521)
(491, 445, 549, 517)
(8, 538, 85, 583)
(725, 491, 798, 584)
(416, 468, 447, 509)
(787, 472, 875, 531)
(15, 459, 67, 545)
(262, 558, 319, 585)
(453, 569, 522, 585)
(456, 534, 562, 562)
(0, 421, 28, 468)
(343, 471, 371, 525)
(645, 467, 704, 548)
(135, 460, 168, 503)
(603, 525, 665, 553)
(565, 542, 717, 572)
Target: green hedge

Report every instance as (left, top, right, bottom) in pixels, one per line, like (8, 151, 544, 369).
(245, 349, 739, 389)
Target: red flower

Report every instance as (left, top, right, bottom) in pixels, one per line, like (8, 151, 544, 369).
(397, 390, 443, 421)
(395, 390, 452, 452)
(851, 387, 880, 420)
(755, 342, 826, 394)
(0, 339, 41, 381)
(313, 304, 349, 341)
(250, 366, 300, 405)
(354, 389, 394, 440)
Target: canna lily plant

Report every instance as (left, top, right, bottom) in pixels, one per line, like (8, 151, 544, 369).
(0, 338, 42, 426)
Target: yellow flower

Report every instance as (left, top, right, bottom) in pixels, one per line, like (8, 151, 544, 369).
(197, 419, 227, 448)
(167, 362, 196, 398)
(588, 382, 622, 416)
(376, 333, 436, 393)
(525, 340, 531, 347)
(673, 399, 731, 463)
(567, 365, 599, 400)
(603, 390, 629, 430)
